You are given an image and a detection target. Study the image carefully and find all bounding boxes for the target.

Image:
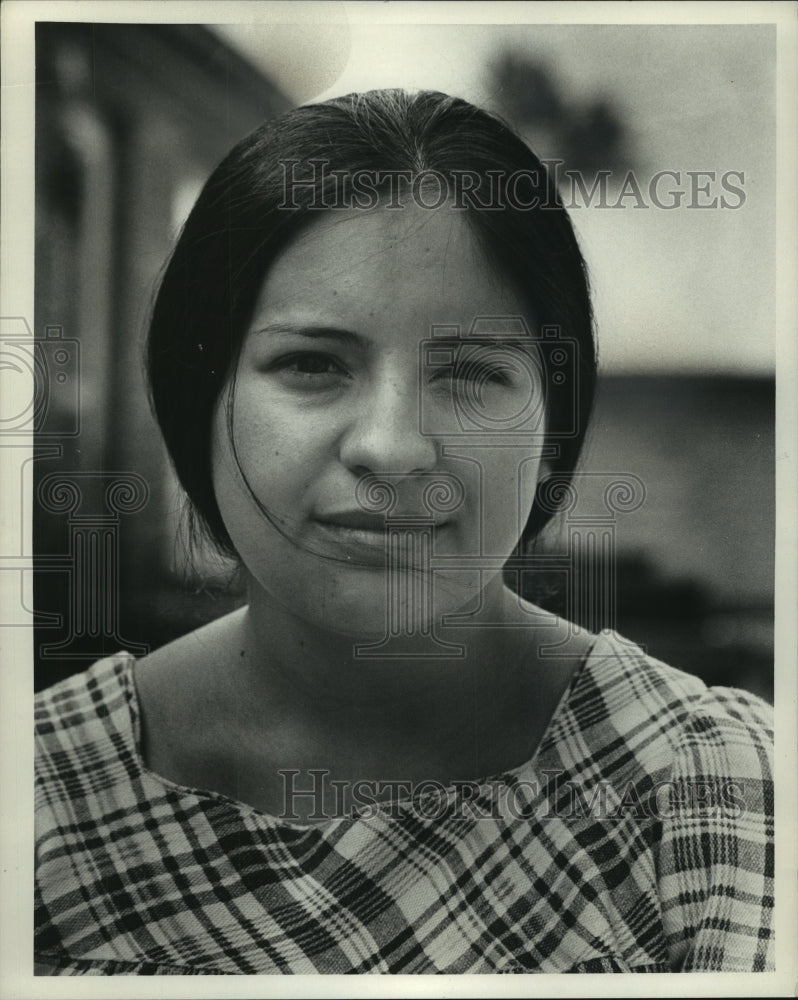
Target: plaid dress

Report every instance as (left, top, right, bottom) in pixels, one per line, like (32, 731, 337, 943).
(35, 630, 774, 974)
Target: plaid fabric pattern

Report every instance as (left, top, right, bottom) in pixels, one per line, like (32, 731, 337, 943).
(35, 631, 774, 975)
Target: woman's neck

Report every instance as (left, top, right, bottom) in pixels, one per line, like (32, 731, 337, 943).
(242, 572, 507, 708)
(228, 575, 581, 767)
(135, 577, 591, 818)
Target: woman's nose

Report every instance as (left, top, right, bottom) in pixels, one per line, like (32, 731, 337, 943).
(338, 374, 438, 476)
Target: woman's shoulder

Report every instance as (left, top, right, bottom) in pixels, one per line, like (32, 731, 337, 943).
(36, 610, 248, 803)
(35, 652, 136, 747)
(569, 631, 775, 973)
(35, 653, 142, 836)
(133, 606, 246, 701)
(586, 629, 771, 718)
(545, 628, 773, 788)
(533, 628, 774, 965)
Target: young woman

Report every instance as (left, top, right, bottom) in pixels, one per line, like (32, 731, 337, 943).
(35, 90, 774, 975)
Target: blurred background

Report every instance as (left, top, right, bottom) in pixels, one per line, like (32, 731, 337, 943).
(33, 19, 774, 700)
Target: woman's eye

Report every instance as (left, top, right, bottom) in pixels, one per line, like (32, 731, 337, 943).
(472, 363, 515, 387)
(273, 353, 348, 381)
(430, 362, 516, 389)
(426, 344, 533, 394)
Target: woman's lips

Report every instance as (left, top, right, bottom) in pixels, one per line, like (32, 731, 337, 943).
(312, 513, 450, 565)
(312, 519, 389, 565)
(315, 511, 390, 533)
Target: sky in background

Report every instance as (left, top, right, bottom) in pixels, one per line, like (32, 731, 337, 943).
(214, 15, 776, 376)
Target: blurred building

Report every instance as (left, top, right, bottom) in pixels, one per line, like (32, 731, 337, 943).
(34, 23, 287, 688)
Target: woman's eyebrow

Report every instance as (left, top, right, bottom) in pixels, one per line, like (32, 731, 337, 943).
(249, 323, 363, 346)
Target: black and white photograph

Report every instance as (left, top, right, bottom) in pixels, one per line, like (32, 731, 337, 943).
(1, 0, 796, 994)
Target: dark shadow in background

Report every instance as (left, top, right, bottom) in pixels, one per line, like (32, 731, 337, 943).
(32, 24, 774, 703)
(491, 50, 633, 174)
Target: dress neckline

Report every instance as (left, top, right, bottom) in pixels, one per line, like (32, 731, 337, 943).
(114, 629, 611, 831)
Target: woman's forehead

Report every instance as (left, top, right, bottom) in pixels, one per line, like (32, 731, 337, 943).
(249, 204, 531, 332)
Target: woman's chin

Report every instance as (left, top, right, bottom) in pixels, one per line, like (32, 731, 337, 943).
(300, 576, 489, 646)
(246, 557, 496, 647)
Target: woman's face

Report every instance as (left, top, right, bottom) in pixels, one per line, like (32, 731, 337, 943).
(211, 203, 548, 638)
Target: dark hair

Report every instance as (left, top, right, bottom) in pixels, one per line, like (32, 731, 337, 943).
(147, 88, 596, 558)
